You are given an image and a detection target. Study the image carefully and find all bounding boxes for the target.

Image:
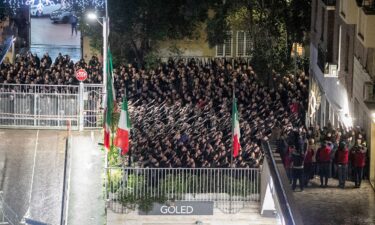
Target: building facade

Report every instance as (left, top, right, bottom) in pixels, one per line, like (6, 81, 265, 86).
(308, 0, 375, 188)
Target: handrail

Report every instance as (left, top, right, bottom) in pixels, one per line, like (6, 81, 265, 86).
(261, 140, 302, 225)
(60, 126, 71, 225)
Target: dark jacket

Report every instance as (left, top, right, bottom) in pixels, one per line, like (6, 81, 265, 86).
(292, 151, 304, 169)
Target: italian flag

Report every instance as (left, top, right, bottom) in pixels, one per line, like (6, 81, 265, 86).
(232, 96, 240, 158)
(104, 49, 116, 151)
(114, 97, 131, 155)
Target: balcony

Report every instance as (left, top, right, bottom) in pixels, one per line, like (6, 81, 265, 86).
(322, 0, 336, 7)
(357, 7, 375, 48)
(340, 0, 359, 24)
(317, 45, 338, 77)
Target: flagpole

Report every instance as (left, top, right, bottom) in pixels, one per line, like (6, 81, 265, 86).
(230, 82, 235, 214)
(231, 85, 234, 168)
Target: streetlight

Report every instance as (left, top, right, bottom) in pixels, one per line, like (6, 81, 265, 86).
(87, 3, 110, 200)
(86, 8, 109, 109)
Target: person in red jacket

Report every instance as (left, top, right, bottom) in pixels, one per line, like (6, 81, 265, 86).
(317, 141, 332, 187)
(304, 142, 314, 187)
(284, 145, 294, 184)
(335, 140, 349, 188)
(351, 142, 367, 188)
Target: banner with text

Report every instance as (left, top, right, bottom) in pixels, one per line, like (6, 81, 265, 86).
(139, 201, 214, 216)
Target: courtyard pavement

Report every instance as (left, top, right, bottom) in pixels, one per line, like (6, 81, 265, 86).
(67, 131, 105, 225)
(293, 176, 375, 225)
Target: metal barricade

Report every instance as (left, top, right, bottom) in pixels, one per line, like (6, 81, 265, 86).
(0, 84, 103, 130)
(105, 167, 260, 214)
(83, 84, 103, 129)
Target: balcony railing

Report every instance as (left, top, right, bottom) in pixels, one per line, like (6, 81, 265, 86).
(322, 0, 336, 6)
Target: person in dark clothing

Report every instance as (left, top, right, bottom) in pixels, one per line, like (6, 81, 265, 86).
(291, 148, 305, 191)
(70, 13, 78, 36)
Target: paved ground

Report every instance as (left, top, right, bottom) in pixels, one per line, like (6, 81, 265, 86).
(293, 177, 375, 225)
(67, 130, 105, 225)
(30, 17, 81, 62)
(0, 129, 66, 225)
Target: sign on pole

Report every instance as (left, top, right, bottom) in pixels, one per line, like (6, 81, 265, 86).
(75, 69, 88, 82)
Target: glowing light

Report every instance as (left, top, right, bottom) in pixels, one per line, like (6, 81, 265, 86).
(36, 0, 43, 13)
(87, 12, 98, 20)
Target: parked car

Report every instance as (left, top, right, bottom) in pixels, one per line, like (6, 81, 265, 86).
(50, 7, 74, 23)
(30, 1, 62, 17)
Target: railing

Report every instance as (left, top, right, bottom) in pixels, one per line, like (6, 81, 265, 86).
(262, 142, 301, 225)
(60, 132, 71, 225)
(159, 56, 252, 66)
(0, 84, 103, 130)
(105, 167, 260, 214)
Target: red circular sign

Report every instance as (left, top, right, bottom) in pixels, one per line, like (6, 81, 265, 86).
(76, 69, 88, 82)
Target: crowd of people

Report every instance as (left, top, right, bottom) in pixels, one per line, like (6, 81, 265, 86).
(0, 51, 370, 187)
(0, 52, 102, 89)
(277, 122, 368, 191)
(114, 59, 309, 168)
(0, 52, 309, 169)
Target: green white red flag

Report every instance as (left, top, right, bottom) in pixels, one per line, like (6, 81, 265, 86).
(104, 49, 116, 151)
(114, 97, 131, 155)
(232, 96, 240, 158)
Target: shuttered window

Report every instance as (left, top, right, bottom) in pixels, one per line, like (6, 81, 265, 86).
(237, 31, 251, 57)
(216, 32, 233, 57)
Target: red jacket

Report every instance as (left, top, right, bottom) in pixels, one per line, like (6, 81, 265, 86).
(304, 149, 314, 165)
(318, 146, 331, 163)
(284, 147, 294, 168)
(353, 150, 366, 167)
(335, 148, 349, 164)
(290, 103, 299, 113)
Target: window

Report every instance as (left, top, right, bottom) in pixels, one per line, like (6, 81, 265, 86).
(325, 100, 330, 126)
(216, 32, 233, 57)
(337, 25, 342, 69)
(236, 31, 252, 57)
(321, 7, 325, 41)
(314, 0, 318, 31)
(345, 34, 350, 71)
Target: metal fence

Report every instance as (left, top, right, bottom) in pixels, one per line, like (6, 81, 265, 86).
(0, 84, 103, 130)
(159, 56, 252, 66)
(105, 167, 260, 214)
